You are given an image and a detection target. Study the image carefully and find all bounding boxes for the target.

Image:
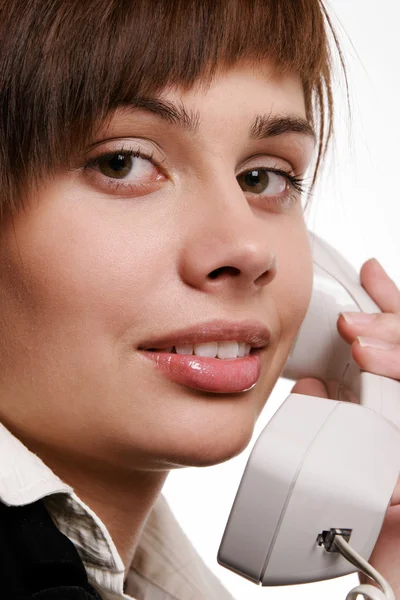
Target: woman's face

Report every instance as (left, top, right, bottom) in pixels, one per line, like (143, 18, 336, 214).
(0, 62, 314, 472)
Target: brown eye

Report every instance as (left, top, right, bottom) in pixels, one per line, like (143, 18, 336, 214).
(84, 148, 166, 196)
(97, 153, 133, 179)
(237, 169, 287, 195)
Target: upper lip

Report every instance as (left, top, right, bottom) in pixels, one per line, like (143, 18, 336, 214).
(138, 319, 271, 350)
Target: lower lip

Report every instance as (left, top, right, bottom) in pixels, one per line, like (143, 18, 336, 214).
(141, 351, 261, 393)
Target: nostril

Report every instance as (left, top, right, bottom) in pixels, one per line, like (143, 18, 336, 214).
(255, 269, 274, 286)
(208, 266, 241, 280)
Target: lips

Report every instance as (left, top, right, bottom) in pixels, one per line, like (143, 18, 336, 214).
(138, 319, 271, 350)
(138, 320, 270, 393)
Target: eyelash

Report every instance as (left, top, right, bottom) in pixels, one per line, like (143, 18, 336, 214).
(86, 148, 156, 166)
(84, 148, 306, 199)
(262, 168, 306, 195)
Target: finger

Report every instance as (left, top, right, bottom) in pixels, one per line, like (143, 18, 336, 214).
(390, 476, 400, 506)
(361, 504, 400, 586)
(338, 312, 400, 345)
(360, 258, 400, 313)
(290, 378, 351, 402)
(351, 339, 400, 380)
(291, 377, 329, 398)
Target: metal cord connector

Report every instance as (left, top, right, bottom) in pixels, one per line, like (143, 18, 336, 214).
(316, 528, 395, 600)
(317, 528, 352, 552)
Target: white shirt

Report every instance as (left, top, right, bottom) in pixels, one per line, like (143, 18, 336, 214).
(0, 422, 235, 600)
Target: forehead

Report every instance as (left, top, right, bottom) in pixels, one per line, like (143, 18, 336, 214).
(98, 62, 310, 144)
(160, 62, 306, 117)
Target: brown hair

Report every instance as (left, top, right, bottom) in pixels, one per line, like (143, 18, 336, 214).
(0, 0, 343, 220)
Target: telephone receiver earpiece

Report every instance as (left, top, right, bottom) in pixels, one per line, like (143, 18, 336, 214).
(284, 230, 400, 428)
(218, 230, 400, 590)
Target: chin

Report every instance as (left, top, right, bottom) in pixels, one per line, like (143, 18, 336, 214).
(161, 412, 256, 468)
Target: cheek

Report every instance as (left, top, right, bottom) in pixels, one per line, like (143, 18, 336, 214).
(279, 241, 313, 331)
(277, 224, 313, 344)
(256, 223, 313, 405)
(0, 195, 181, 385)
(4, 201, 173, 332)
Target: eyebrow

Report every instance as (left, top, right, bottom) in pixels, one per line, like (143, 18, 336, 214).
(249, 113, 316, 141)
(121, 97, 200, 133)
(118, 97, 315, 141)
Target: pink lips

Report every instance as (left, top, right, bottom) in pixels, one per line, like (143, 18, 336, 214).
(143, 352, 261, 393)
(138, 320, 269, 394)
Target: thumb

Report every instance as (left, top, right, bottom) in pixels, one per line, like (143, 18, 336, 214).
(290, 377, 329, 398)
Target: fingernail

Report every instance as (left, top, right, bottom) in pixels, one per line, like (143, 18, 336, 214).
(341, 312, 375, 325)
(369, 257, 380, 267)
(357, 336, 395, 350)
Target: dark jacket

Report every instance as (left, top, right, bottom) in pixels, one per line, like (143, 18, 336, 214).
(0, 499, 103, 599)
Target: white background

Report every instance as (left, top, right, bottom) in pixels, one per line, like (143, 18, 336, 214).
(163, 2, 400, 599)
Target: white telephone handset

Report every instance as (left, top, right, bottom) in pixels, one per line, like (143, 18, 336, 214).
(218, 230, 400, 599)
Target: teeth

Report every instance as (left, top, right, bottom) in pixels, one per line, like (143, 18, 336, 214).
(194, 342, 218, 357)
(169, 341, 252, 358)
(217, 341, 239, 359)
(175, 344, 194, 355)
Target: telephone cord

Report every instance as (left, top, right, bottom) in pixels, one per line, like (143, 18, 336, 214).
(332, 535, 395, 600)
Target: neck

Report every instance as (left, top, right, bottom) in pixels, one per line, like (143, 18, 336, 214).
(17, 436, 168, 572)
(2, 419, 170, 573)
(70, 468, 168, 573)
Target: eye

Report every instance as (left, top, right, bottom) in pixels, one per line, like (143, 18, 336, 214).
(95, 152, 159, 181)
(82, 148, 167, 196)
(237, 169, 287, 196)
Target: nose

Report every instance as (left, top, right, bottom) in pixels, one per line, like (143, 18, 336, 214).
(178, 177, 278, 297)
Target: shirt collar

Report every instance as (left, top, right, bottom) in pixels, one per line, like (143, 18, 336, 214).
(0, 421, 127, 597)
(0, 421, 234, 600)
(0, 420, 72, 505)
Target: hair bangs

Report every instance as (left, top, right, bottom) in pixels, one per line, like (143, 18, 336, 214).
(0, 0, 341, 218)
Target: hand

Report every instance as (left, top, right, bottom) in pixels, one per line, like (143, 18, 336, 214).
(291, 257, 400, 594)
